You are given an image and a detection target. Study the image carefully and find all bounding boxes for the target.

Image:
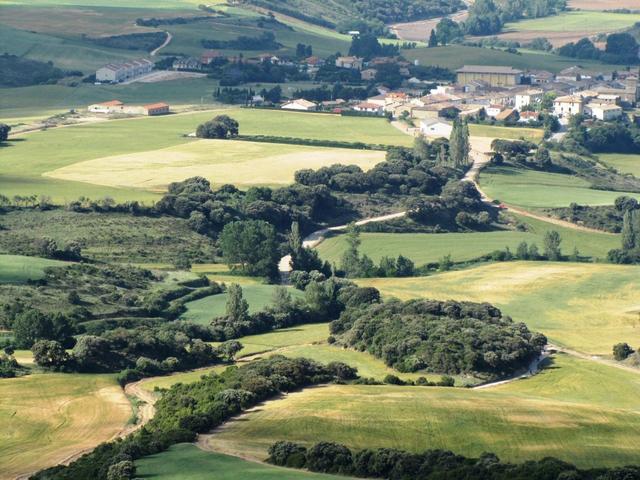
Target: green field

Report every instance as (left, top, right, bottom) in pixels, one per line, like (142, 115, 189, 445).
(358, 261, 640, 356)
(480, 165, 640, 208)
(316, 214, 620, 265)
(208, 353, 640, 468)
(469, 124, 544, 142)
(180, 285, 305, 325)
(1, 109, 408, 202)
(0, 254, 67, 284)
(0, 373, 131, 479)
(504, 11, 640, 32)
(403, 45, 613, 73)
(599, 153, 640, 178)
(136, 443, 347, 479)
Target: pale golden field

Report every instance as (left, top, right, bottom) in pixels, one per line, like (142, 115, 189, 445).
(0, 373, 130, 479)
(43, 140, 384, 191)
(357, 262, 640, 356)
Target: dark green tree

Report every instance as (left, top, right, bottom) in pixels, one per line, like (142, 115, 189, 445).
(219, 220, 279, 279)
(225, 283, 249, 323)
(32, 340, 69, 369)
(613, 342, 633, 361)
(0, 123, 10, 142)
(543, 230, 562, 261)
(428, 29, 438, 47)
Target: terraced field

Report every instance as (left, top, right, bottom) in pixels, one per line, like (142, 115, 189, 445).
(480, 165, 640, 208)
(0, 373, 131, 479)
(316, 213, 619, 265)
(205, 353, 640, 468)
(136, 444, 348, 479)
(358, 262, 640, 356)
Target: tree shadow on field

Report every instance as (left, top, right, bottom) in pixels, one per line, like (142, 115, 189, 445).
(0, 138, 26, 148)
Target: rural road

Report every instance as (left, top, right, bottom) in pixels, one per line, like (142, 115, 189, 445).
(150, 31, 172, 56)
(389, 2, 469, 41)
(473, 348, 550, 390)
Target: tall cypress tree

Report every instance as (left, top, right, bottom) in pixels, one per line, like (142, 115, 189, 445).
(428, 29, 438, 47)
(449, 118, 470, 168)
(622, 210, 635, 251)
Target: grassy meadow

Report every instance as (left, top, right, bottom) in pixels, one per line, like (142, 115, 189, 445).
(136, 444, 348, 479)
(357, 261, 640, 356)
(479, 165, 640, 208)
(316, 213, 620, 265)
(504, 11, 640, 33)
(599, 153, 640, 178)
(180, 285, 305, 325)
(469, 124, 544, 142)
(0, 373, 131, 479)
(0, 254, 67, 284)
(1, 109, 407, 202)
(208, 353, 640, 468)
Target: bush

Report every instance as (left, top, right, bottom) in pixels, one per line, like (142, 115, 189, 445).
(613, 343, 634, 361)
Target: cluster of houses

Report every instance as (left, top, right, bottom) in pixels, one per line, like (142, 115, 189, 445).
(279, 64, 639, 137)
(87, 100, 170, 116)
(95, 59, 154, 83)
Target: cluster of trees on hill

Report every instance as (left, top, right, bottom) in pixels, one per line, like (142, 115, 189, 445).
(348, 34, 399, 59)
(545, 197, 635, 233)
(557, 32, 639, 64)
(195, 115, 239, 139)
(201, 31, 280, 50)
(293, 84, 371, 102)
(431, 0, 565, 43)
(207, 59, 307, 86)
(563, 116, 640, 155)
(330, 298, 546, 378)
(268, 440, 640, 479)
(33, 356, 356, 480)
(88, 32, 167, 52)
(0, 53, 74, 87)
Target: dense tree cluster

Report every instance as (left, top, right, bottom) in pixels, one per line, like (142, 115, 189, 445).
(608, 197, 640, 264)
(195, 115, 239, 139)
(330, 298, 546, 378)
(0, 53, 73, 87)
(89, 32, 167, 52)
(34, 356, 356, 480)
(268, 440, 640, 479)
(463, 0, 565, 36)
(207, 60, 307, 86)
(544, 199, 631, 233)
(201, 32, 280, 50)
(348, 34, 399, 60)
(0, 123, 10, 142)
(557, 33, 639, 64)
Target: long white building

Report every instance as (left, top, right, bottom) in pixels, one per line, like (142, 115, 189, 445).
(96, 59, 153, 83)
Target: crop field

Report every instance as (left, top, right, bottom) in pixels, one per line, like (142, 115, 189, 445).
(469, 124, 544, 142)
(0, 254, 67, 284)
(207, 353, 640, 468)
(358, 262, 640, 356)
(479, 165, 640, 208)
(45, 139, 384, 192)
(136, 444, 347, 479)
(568, 0, 640, 9)
(0, 373, 131, 479)
(180, 285, 305, 325)
(2, 109, 406, 202)
(599, 153, 640, 178)
(403, 45, 613, 73)
(498, 11, 640, 47)
(316, 213, 620, 265)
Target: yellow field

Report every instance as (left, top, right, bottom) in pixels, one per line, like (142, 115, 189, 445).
(43, 139, 384, 191)
(207, 353, 640, 468)
(357, 262, 640, 356)
(0, 373, 130, 479)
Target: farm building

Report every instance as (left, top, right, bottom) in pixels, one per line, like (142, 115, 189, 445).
(88, 100, 124, 114)
(173, 57, 201, 70)
(361, 68, 377, 81)
(201, 50, 223, 65)
(95, 59, 153, 83)
(87, 100, 169, 116)
(281, 99, 317, 111)
(518, 111, 540, 124)
(456, 65, 523, 87)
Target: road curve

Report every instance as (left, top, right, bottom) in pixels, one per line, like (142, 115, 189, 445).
(150, 31, 172, 56)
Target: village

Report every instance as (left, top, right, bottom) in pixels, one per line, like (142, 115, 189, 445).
(90, 51, 640, 136)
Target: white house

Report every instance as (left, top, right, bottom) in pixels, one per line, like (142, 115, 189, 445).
(485, 104, 504, 118)
(585, 103, 623, 121)
(335, 56, 363, 70)
(553, 95, 584, 118)
(96, 59, 153, 83)
(353, 102, 384, 115)
(515, 89, 543, 110)
(281, 99, 317, 111)
(419, 118, 452, 137)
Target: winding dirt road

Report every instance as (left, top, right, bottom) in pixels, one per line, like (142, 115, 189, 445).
(150, 31, 172, 57)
